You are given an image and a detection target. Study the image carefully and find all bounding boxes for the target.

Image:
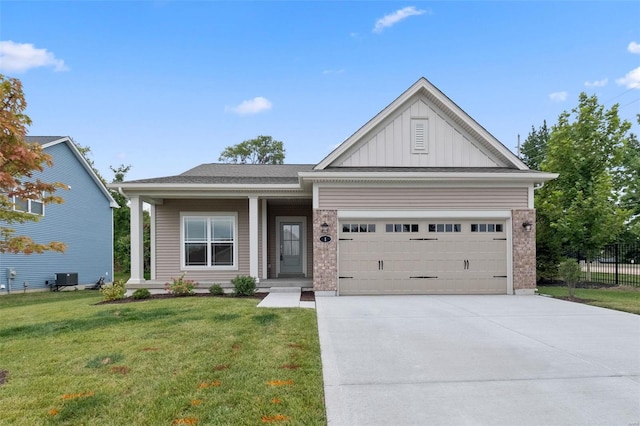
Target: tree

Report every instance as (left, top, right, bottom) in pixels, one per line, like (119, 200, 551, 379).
(520, 120, 549, 170)
(109, 165, 151, 275)
(0, 75, 67, 254)
(218, 135, 285, 164)
(535, 93, 632, 278)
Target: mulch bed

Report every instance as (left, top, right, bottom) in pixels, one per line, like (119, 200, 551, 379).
(96, 291, 315, 305)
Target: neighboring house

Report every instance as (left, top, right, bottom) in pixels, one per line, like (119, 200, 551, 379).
(1, 136, 118, 293)
(115, 78, 557, 295)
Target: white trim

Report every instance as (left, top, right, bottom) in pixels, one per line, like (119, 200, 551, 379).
(128, 196, 145, 284)
(338, 210, 512, 219)
(179, 212, 239, 271)
(275, 216, 308, 277)
(300, 171, 558, 183)
(249, 196, 259, 279)
(527, 184, 535, 209)
(312, 184, 319, 209)
(150, 204, 156, 281)
(261, 199, 268, 280)
(506, 216, 513, 295)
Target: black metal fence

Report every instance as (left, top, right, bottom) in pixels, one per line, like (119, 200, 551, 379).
(573, 242, 640, 287)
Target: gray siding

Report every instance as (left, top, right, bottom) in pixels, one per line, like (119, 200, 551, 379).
(1, 142, 113, 291)
(318, 186, 528, 210)
(154, 199, 260, 284)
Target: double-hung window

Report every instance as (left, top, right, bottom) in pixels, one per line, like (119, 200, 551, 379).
(12, 195, 44, 215)
(182, 213, 237, 269)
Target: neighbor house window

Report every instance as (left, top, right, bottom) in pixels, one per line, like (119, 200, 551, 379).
(182, 213, 237, 269)
(12, 196, 44, 215)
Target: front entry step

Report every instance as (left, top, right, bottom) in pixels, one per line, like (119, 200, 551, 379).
(269, 286, 302, 293)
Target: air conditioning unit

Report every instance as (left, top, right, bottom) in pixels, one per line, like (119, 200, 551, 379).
(56, 273, 78, 286)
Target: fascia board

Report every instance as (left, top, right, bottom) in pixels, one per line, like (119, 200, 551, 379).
(41, 137, 120, 208)
(299, 171, 558, 183)
(113, 183, 305, 192)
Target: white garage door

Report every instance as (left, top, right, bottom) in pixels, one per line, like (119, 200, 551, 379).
(338, 220, 507, 295)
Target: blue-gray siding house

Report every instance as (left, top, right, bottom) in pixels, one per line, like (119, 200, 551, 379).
(1, 136, 118, 293)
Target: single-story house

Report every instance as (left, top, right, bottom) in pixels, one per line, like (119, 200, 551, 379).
(114, 78, 557, 295)
(1, 136, 118, 293)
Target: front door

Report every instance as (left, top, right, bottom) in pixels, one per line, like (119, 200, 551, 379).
(280, 222, 303, 276)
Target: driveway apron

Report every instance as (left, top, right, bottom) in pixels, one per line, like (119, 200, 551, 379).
(316, 295, 640, 426)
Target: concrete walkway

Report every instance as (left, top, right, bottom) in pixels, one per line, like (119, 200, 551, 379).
(257, 287, 315, 309)
(316, 295, 640, 426)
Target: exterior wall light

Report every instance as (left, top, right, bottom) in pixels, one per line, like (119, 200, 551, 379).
(522, 221, 532, 232)
(320, 222, 329, 235)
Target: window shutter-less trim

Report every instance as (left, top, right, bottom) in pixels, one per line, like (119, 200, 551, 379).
(412, 118, 428, 154)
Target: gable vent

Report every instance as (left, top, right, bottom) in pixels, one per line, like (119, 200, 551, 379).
(412, 118, 429, 154)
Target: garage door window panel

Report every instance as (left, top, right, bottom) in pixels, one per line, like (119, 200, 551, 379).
(386, 224, 419, 232)
(428, 223, 462, 232)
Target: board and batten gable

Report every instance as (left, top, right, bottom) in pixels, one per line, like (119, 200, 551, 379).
(1, 140, 115, 291)
(331, 94, 506, 168)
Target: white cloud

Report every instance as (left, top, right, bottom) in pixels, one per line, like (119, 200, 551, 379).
(549, 91, 568, 102)
(616, 66, 640, 89)
(225, 96, 272, 115)
(584, 78, 608, 88)
(0, 40, 68, 73)
(628, 41, 640, 54)
(373, 6, 427, 33)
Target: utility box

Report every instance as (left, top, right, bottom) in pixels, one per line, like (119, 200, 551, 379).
(55, 273, 78, 286)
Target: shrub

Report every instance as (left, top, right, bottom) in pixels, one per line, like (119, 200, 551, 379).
(209, 284, 224, 296)
(100, 280, 126, 301)
(132, 288, 151, 299)
(232, 275, 256, 296)
(558, 258, 582, 299)
(165, 274, 197, 296)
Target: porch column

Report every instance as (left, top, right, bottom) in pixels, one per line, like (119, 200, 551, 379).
(128, 195, 145, 284)
(249, 196, 259, 280)
(261, 198, 268, 280)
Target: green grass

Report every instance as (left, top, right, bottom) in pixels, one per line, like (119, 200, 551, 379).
(0, 291, 326, 425)
(538, 286, 640, 314)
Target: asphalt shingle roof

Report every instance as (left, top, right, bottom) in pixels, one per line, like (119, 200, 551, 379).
(25, 136, 68, 145)
(124, 164, 315, 184)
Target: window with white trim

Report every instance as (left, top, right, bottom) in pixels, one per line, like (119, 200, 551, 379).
(182, 214, 237, 268)
(12, 195, 44, 215)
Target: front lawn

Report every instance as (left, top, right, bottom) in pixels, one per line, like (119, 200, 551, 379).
(0, 291, 326, 425)
(538, 286, 640, 315)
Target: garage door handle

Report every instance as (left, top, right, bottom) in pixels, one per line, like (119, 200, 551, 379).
(409, 238, 438, 240)
(493, 275, 507, 278)
(339, 238, 353, 241)
(493, 238, 507, 241)
(410, 276, 438, 279)
(339, 276, 353, 279)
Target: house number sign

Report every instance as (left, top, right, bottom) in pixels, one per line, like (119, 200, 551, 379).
(319, 235, 332, 243)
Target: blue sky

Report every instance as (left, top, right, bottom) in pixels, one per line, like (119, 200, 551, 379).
(1, 1, 639, 181)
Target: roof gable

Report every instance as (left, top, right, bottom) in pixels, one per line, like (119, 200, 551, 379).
(315, 77, 528, 170)
(25, 136, 118, 208)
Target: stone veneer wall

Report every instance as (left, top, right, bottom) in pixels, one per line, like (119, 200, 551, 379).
(312, 209, 338, 292)
(512, 209, 536, 294)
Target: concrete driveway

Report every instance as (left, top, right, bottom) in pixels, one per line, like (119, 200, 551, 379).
(316, 295, 640, 425)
